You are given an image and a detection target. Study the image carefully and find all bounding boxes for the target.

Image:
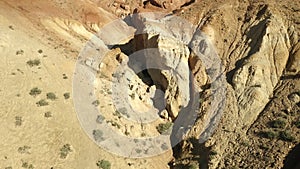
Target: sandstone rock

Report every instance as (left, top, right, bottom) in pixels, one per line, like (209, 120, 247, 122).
(130, 13, 195, 119)
(288, 93, 300, 103)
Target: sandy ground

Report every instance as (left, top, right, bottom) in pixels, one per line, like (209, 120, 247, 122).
(0, 1, 172, 169)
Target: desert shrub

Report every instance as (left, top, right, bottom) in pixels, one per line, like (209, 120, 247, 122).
(294, 120, 300, 128)
(269, 119, 286, 128)
(29, 87, 41, 96)
(38, 49, 43, 54)
(92, 100, 100, 106)
(62, 74, 68, 79)
(16, 49, 24, 55)
(259, 130, 277, 139)
(113, 110, 122, 119)
(21, 161, 34, 169)
(36, 99, 49, 106)
(93, 129, 105, 142)
(26, 59, 40, 67)
(96, 115, 105, 124)
(135, 149, 142, 154)
(63, 92, 70, 99)
(279, 131, 295, 142)
(15, 116, 23, 126)
(44, 111, 52, 118)
(187, 163, 199, 169)
(18, 145, 31, 154)
(60, 144, 72, 159)
(106, 120, 121, 129)
(96, 160, 111, 169)
(46, 92, 57, 100)
(156, 122, 173, 134)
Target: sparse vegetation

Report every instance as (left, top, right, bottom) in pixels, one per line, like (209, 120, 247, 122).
(16, 49, 24, 55)
(135, 149, 142, 153)
(15, 116, 23, 126)
(259, 130, 277, 139)
(96, 160, 111, 169)
(113, 110, 122, 119)
(44, 111, 52, 118)
(156, 122, 173, 134)
(107, 120, 121, 129)
(18, 145, 31, 154)
(63, 92, 70, 99)
(38, 49, 43, 54)
(187, 163, 199, 169)
(29, 87, 41, 96)
(92, 100, 100, 106)
(269, 119, 286, 128)
(59, 144, 72, 159)
(21, 161, 34, 169)
(26, 59, 40, 67)
(279, 131, 295, 142)
(63, 74, 68, 79)
(93, 129, 105, 142)
(96, 115, 105, 124)
(294, 120, 300, 128)
(36, 99, 49, 106)
(46, 92, 57, 100)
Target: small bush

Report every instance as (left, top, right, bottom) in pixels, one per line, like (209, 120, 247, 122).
(294, 120, 300, 128)
(156, 122, 173, 134)
(60, 144, 72, 159)
(46, 92, 57, 100)
(36, 99, 49, 106)
(269, 119, 286, 128)
(44, 111, 52, 118)
(96, 115, 105, 124)
(187, 163, 199, 169)
(38, 49, 43, 54)
(63, 92, 70, 99)
(259, 130, 277, 139)
(16, 49, 24, 55)
(96, 160, 111, 169)
(29, 87, 41, 96)
(15, 116, 23, 126)
(93, 129, 105, 142)
(279, 131, 295, 142)
(18, 145, 31, 154)
(92, 100, 100, 106)
(27, 59, 40, 67)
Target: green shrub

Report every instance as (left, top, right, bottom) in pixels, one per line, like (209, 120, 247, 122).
(259, 130, 277, 139)
(18, 145, 31, 154)
(156, 122, 173, 134)
(295, 120, 300, 128)
(36, 99, 49, 106)
(46, 92, 57, 100)
(63, 92, 70, 99)
(96, 160, 111, 169)
(44, 111, 52, 118)
(27, 59, 40, 67)
(187, 163, 199, 169)
(29, 87, 41, 96)
(92, 100, 100, 106)
(60, 144, 72, 159)
(93, 129, 104, 142)
(269, 119, 286, 128)
(279, 131, 295, 142)
(15, 116, 23, 126)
